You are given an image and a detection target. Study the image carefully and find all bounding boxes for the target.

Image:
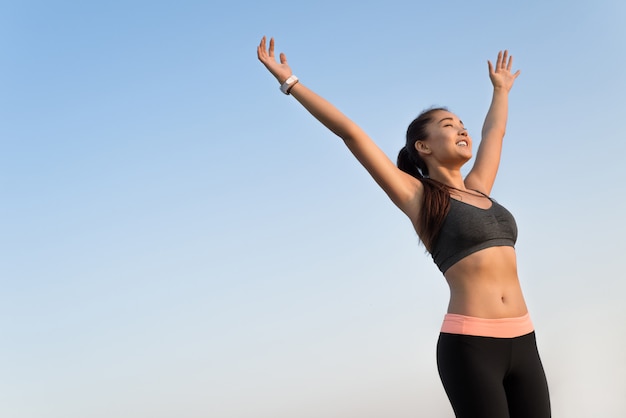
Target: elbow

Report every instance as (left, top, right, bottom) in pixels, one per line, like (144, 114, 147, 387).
(482, 127, 506, 139)
(339, 124, 364, 142)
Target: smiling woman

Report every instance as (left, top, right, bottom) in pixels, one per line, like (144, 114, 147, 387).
(257, 36, 550, 418)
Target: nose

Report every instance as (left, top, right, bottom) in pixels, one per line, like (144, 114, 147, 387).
(459, 129, 468, 136)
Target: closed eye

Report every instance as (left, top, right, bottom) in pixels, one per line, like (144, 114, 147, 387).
(439, 117, 464, 129)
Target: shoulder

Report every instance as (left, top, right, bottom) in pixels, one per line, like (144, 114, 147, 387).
(463, 176, 492, 196)
(394, 175, 425, 222)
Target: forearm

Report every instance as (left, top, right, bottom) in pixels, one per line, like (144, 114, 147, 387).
(257, 37, 424, 216)
(288, 82, 363, 141)
(481, 87, 510, 139)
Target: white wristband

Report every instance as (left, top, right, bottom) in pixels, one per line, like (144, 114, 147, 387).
(279, 75, 299, 95)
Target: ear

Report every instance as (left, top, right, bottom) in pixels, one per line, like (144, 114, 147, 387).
(415, 141, 431, 156)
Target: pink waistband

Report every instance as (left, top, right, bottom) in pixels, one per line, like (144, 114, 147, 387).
(441, 312, 534, 338)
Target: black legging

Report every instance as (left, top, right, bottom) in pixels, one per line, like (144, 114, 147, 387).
(437, 331, 551, 418)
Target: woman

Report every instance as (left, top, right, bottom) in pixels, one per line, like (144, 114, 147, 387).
(257, 36, 550, 418)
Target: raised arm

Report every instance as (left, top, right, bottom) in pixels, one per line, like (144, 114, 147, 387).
(257, 36, 423, 218)
(465, 50, 520, 195)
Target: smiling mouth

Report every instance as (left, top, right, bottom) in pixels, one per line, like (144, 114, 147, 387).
(457, 140, 468, 147)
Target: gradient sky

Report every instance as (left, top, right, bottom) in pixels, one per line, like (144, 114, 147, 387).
(2, 1, 625, 417)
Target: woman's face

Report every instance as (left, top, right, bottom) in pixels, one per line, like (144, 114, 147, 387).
(417, 110, 472, 165)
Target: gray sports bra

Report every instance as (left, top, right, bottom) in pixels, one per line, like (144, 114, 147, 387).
(431, 195, 518, 273)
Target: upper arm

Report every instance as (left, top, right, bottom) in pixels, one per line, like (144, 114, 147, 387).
(285, 81, 423, 218)
(342, 126, 424, 220)
(466, 85, 513, 194)
(464, 127, 505, 194)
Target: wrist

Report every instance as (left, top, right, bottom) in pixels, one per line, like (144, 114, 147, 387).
(279, 75, 299, 95)
(492, 86, 511, 93)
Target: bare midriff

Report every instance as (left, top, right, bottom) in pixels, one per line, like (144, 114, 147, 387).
(443, 246, 528, 319)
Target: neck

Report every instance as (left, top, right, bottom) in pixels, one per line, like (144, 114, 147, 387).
(427, 168, 466, 190)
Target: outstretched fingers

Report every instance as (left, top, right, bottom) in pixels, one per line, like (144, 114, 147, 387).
(503, 51, 521, 78)
(505, 51, 513, 71)
(257, 36, 278, 66)
(257, 36, 267, 61)
(256, 36, 293, 83)
(257, 36, 284, 64)
(487, 49, 521, 90)
(268, 37, 275, 58)
(491, 50, 517, 74)
(495, 50, 503, 69)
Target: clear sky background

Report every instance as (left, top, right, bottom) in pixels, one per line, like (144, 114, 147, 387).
(2, 1, 625, 417)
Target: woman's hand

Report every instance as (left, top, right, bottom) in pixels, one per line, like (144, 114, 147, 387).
(257, 36, 293, 84)
(488, 50, 520, 92)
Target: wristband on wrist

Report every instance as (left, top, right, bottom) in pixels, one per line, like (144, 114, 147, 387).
(279, 75, 299, 95)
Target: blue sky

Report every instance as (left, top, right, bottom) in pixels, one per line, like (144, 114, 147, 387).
(2, 1, 625, 417)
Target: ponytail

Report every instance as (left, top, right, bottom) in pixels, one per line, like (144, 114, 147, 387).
(397, 146, 423, 179)
(400, 107, 451, 252)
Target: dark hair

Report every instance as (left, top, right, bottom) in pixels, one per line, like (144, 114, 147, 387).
(397, 107, 451, 252)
